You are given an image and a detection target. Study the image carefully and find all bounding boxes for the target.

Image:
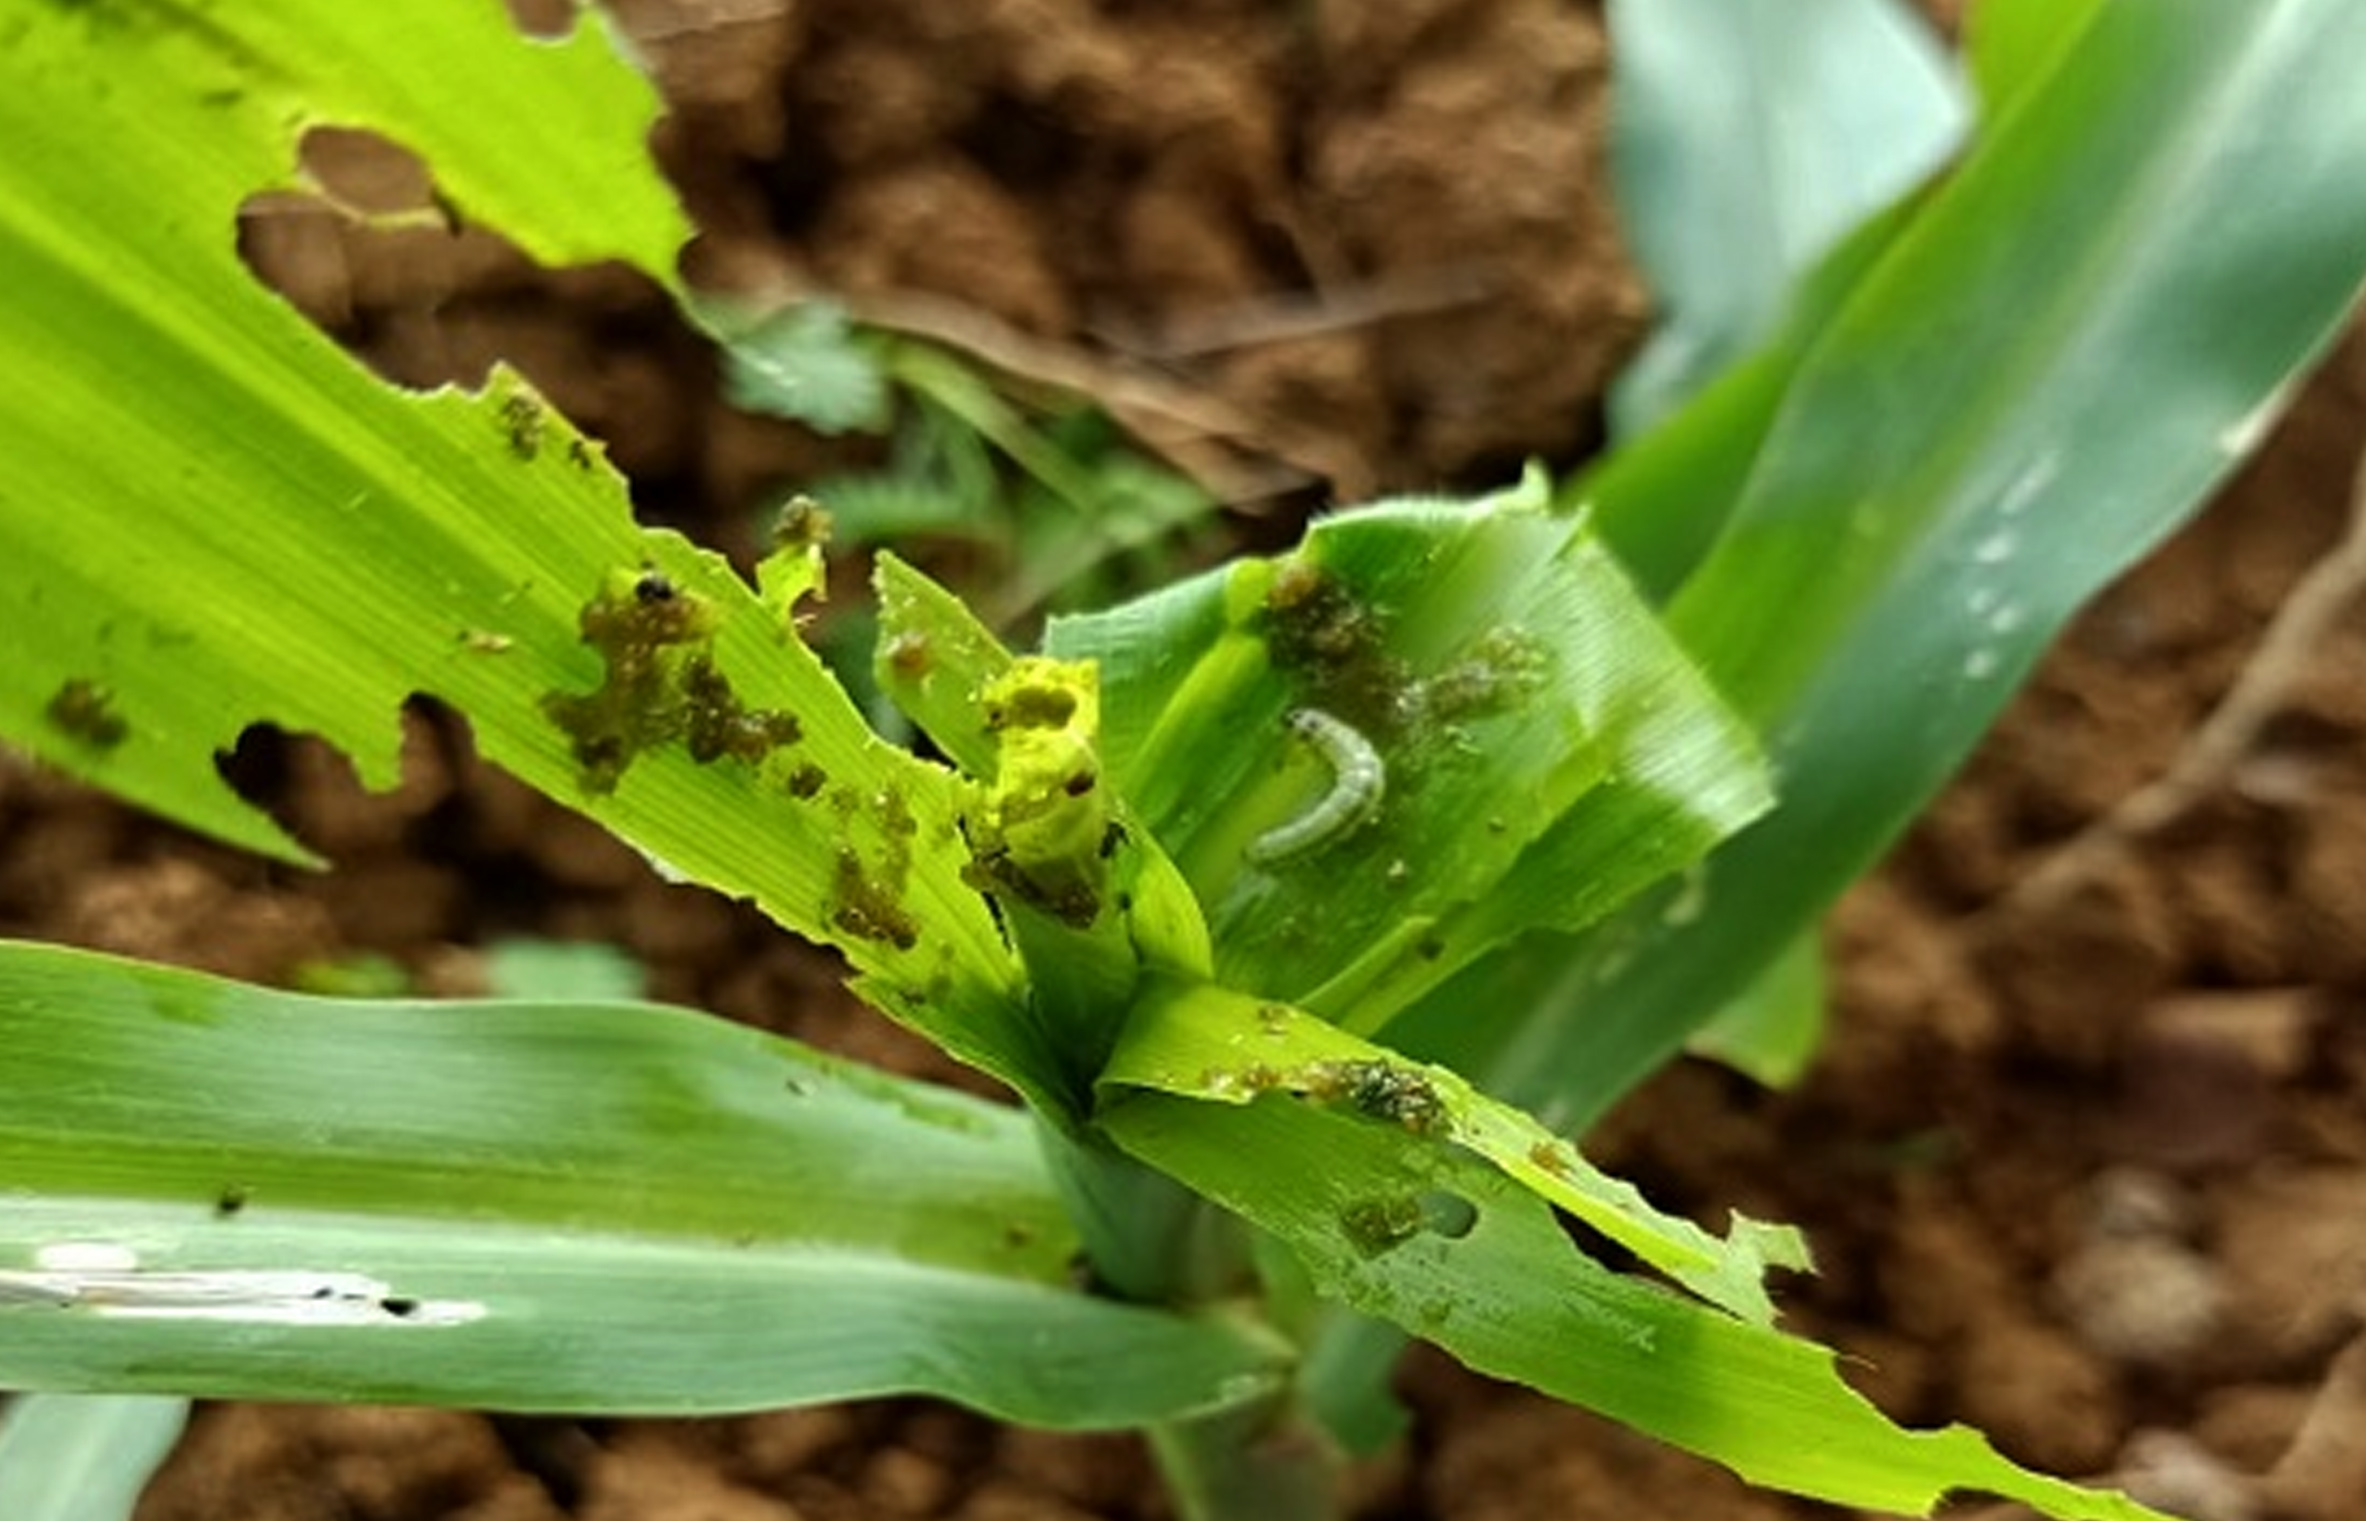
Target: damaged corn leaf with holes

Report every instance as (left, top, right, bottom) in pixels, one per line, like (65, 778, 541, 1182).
(0, 2, 2249, 1520)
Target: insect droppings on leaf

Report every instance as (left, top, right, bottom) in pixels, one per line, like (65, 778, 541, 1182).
(884, 628, 931, 679)
(830, 847, 921, 950)
(544, 566, 799, 792)
(497, 390, 546, 461)
(682, 654, 802, 765)
(1308, 1058, 1446, 1135)
(1203, 1063, 1284, 1101)
(1340, 1195, 1426, 1258)
(984, 684, 1078, 732)
(970, 659, 1110, 928)
(827, 786, 923, 951)
(1420, 624, 1551, 718)
(46, 678, 129, 750)
(1260, 558, 1406, 732)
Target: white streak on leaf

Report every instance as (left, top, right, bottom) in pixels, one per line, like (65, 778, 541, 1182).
(0, 1263, 483, 1327)
(35, 1241, 140, 1272)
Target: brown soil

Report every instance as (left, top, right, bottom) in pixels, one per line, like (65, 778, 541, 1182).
(6, 2, 2362, 1518)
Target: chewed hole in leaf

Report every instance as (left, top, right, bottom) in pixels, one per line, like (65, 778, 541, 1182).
(298, 128, 436, 218)
(1551, 1202, 1673, 1291)
(214, 702, 454, 855)
(1418, 1188, 1478, 1240)
(211, 699, 689, 927)
(501, 0, 576, 40)
(234, 129, 678, 440)
(236, 129, 447, 343)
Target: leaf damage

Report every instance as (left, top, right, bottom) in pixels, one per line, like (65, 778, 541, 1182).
(541, 567, 803, 794)
(45, 678, 129, 750)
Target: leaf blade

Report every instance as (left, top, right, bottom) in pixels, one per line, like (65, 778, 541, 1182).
(0, 2, 1061, 1097)
(0, 943, 1283, 1426)
(1104, 1090, 2169, 1520)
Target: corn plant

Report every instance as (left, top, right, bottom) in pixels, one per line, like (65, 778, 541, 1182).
(5, 2, 2366, 1518)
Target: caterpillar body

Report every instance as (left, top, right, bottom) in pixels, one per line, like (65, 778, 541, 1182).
(1248, 708, 1384, 865)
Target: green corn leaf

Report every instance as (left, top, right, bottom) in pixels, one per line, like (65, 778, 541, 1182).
(1965, 0, 2109, 115)
(1682, 928, 1828, 1090)
(1568, 192, 1926, 600)
(1045, 470, 1771, 1038)
(0, 1, 1069, 1101)
(1607, 0, 1968, 432)
(872, 551, 1216, 995)
(0, 0, 681, 861)
(0, 1394, 188, 1521)
(1415, 0, 2366, 1126)
(873, 552, 1023, 779)
(0, 942, 1284, 1425)
(11, 4, 689, 287)
(1104, 977, 1808, 1327)
(482, 936, 648, 1002)
(1103, 1085, 2168, 1521)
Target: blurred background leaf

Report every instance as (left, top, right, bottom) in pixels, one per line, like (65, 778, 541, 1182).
(1408, 0, 2366, 1128)
(1607, 0, 1968, 434)
(0, 1394, 189, 1521)
(713, 299, 893, 436)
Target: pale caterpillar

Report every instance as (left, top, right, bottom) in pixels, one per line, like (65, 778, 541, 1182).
(1247, 708, 1384, 865)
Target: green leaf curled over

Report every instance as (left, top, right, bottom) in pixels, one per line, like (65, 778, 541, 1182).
(873, 556, 1213, 986)
(1047, 467, 1772, 1038)
(871, 561, 1214, 1107)
(972, 658, 1114, 932)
